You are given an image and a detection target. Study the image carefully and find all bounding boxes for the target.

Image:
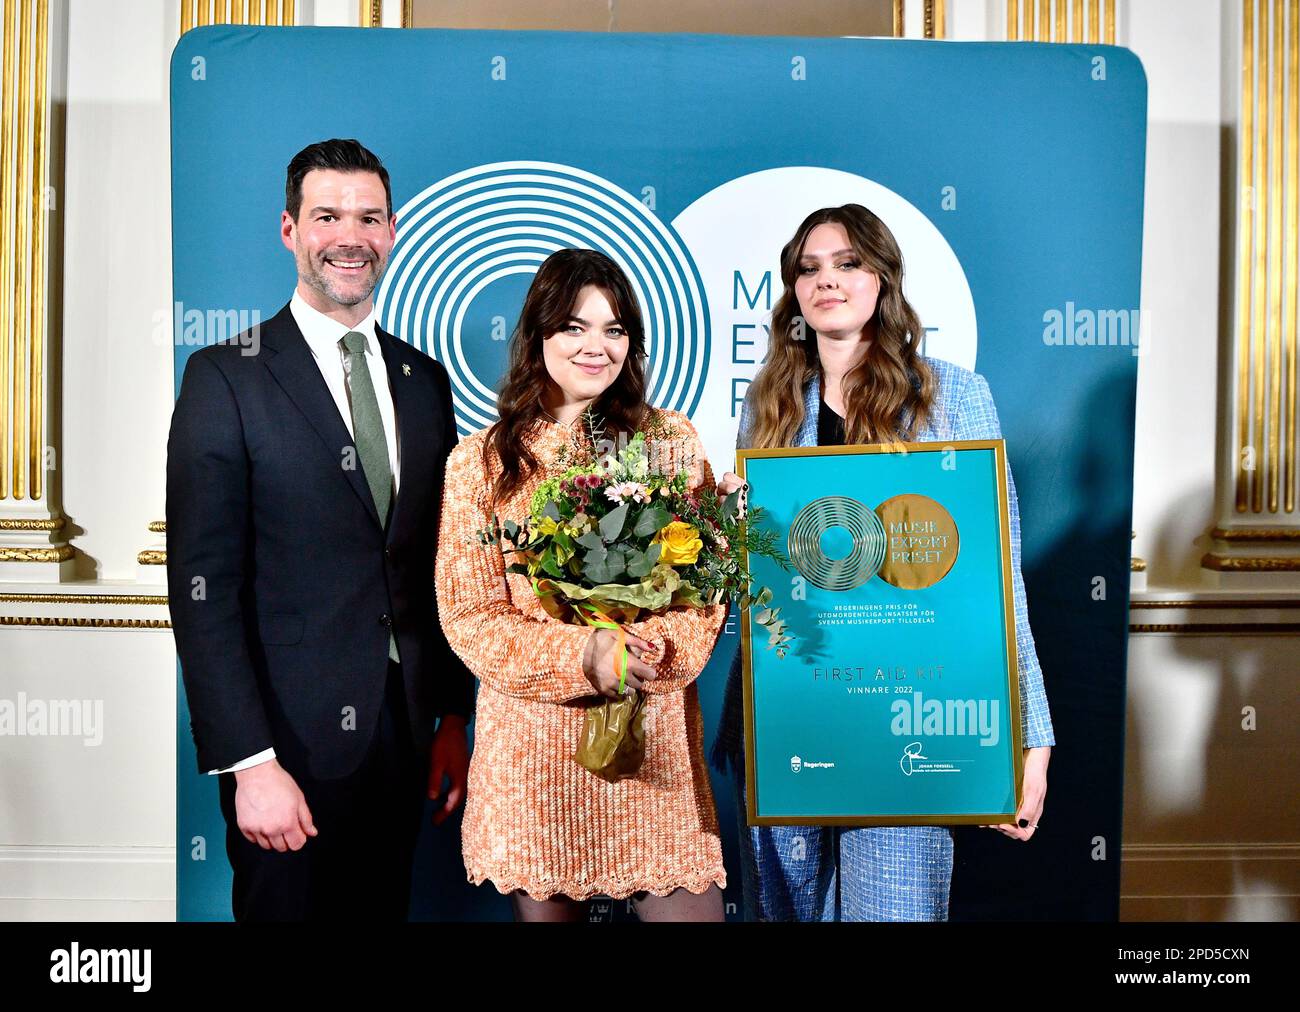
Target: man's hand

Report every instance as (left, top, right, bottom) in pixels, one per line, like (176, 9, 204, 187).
(233, 759, 317, 852)
(428, 714, 469, 826)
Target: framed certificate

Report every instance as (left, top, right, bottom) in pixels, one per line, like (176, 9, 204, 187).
(738, 439, 1024, 826)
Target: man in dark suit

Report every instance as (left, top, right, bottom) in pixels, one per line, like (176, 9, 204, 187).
(167, 138, 474, 921)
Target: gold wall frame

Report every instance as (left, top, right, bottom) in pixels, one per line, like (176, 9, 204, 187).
(1006, 0, 1115, 43)
(0, 591, 170, 628)
(394, 1, 899, 36)
(923, 0, 945, 39)
(0, 0, 49, 504)
(0, 0, 72, 580)
(1207, 0, 1300, 575)
(180, 0, 297, 32)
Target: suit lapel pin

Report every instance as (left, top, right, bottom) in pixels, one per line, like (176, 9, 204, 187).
(402, 363, 411, 376)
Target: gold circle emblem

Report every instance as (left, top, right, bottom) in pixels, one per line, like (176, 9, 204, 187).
(874, 493, 960, 590)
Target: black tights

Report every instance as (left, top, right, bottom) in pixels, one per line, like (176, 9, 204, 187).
(511, 884, 724, 922)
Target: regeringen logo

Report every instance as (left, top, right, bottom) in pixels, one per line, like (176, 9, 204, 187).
(790, 754, 836, 772)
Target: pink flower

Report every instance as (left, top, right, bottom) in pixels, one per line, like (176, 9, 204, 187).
(605, 481, 651, 505)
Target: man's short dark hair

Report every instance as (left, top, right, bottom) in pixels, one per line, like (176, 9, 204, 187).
(285, 138, 392, 221)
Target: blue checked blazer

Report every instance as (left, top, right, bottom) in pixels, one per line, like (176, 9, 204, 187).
(711, 354, 1055, 774)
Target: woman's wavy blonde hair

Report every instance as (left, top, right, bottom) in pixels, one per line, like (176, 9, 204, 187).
(744, 204, 935, 449)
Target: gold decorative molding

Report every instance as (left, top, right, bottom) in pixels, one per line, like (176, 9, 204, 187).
(1131, 597, 1300, 608)
(359, 0, 382, 29)
(1130, 594, 1300, 631)
(1, 0, 51, 504)
(0, 615, 171, 629)
(0, 592, 167, 604)
(1129, 529, 1144, 574)
(922, 0, 945, 39)
(1130, 621, 1300, 633)
(148, 519, 166, 533)
(893, 0, 904, 37)
(181, 0, 296, 33)
(401, 0, 412, 29)
(1232, 0, 1299, 515)
(1209, 1, 1300, 578)
(1211, 524, 1300, 541)
(0, 515, 59, 530)
(1201, 553, 1300, 571)
(137, 549, 166, 566)
(1007, 0, 1115, 42)
(0, 543, 70, 562)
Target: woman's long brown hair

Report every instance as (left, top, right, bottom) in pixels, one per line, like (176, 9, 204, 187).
(486, 248, 650, 506)
(745, 204, 935, 449)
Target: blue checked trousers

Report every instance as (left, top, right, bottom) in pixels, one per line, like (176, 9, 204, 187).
(727, 766, 954, 922)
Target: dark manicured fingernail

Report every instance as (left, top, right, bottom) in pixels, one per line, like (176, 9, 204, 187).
(1018, 818, 1029, 828)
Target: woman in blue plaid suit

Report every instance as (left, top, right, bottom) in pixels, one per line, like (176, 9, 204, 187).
(711, 204, 1054, 922)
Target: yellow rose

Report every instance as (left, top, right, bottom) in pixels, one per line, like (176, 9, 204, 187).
(653, 521, 703, 566)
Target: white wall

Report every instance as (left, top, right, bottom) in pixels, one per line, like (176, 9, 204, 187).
(61, 0, 177, 581)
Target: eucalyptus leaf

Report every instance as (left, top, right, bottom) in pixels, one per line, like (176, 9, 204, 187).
(584, 555, 612, 584)
(600, 502, 629, 543)
(576, 531, 605, 551)
(587, 545, 627, 584)
(633, 504, 672, 537)
(627, 542, 661, 578)
(604, 546, 628, 580)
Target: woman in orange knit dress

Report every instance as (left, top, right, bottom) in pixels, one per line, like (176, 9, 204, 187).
(434, 248, 728, 922)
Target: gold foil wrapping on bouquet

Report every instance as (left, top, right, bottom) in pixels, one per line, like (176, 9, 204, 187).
(535, 590, 643, 627)
(575, 689, 647, 783)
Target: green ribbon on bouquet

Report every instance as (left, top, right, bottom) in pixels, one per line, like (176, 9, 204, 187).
(572, 600, 629, 693)
(531, 578, 647, 782)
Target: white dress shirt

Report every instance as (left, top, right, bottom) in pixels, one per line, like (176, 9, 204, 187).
(207, 290, 402, 776)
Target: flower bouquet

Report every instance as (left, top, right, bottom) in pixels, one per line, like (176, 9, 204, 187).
(478, 410, 792, 782)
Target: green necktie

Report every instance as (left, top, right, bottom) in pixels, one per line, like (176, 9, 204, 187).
(341, 331, 399, 663)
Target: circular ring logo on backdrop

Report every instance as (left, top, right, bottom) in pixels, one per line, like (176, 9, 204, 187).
(787, 496, 889, 592)
(376, 161, 711, 435)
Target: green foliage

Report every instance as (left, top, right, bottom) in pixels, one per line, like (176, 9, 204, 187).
(485, 415, 796, 659)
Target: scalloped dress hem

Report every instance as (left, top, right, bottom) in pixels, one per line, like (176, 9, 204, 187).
(466, 865, 728, 902)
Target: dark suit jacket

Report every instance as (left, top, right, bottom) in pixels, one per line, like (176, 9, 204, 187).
(166, 302, 475, 780)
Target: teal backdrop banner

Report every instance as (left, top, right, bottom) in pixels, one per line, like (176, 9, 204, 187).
(170, 25, 1146, 921)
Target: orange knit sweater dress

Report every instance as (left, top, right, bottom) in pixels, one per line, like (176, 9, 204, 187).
(434, 408, 729, 900)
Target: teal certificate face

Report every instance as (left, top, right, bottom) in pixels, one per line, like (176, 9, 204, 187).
(739, 440, 1023, 825)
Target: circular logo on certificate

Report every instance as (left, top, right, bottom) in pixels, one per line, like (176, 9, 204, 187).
(787, 496, 888, 592)
(874, 493, 960, 590)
